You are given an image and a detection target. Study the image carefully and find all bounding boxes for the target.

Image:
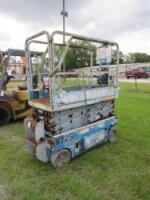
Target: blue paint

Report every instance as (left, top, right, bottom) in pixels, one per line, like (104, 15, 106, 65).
(48, 116, 117, 160)
(30, 89, 49, 99)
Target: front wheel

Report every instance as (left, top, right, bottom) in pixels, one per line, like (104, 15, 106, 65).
(51, 149, 71, 169)
(108, 127, 117, 142)
(0, 105, 10, 125)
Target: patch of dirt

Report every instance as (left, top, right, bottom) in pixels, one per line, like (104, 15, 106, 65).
(0, 185, 8, 199)
(11, 136, 21, 143)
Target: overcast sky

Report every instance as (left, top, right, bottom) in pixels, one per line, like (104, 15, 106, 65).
(0, 0, 150, 54)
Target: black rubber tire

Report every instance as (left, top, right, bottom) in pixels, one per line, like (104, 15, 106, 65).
(51, 149, 71, 169)
(0, 105, 11, 125)
(145, 74, 149, 79)
(108, 127, 117, 142)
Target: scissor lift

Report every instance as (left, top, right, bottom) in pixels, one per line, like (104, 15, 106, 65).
(24, 30, 119, 168)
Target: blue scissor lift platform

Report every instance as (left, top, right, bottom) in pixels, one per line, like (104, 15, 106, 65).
(24, 30, 119, 168)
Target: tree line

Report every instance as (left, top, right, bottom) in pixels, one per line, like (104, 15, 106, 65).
(1, 42, 150, 73)
(55, 42, 150, 69)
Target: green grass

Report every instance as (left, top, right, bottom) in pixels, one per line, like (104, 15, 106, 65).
(0, 83, 150, 200)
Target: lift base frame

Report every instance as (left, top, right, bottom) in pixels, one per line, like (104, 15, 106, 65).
(25, 116, 117, 167)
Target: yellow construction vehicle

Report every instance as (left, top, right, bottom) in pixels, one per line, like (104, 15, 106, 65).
(0, 49, 39, 125)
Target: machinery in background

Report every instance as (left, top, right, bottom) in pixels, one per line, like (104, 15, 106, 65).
(0, 49, 40, 125)
(24, 30, 119, 168)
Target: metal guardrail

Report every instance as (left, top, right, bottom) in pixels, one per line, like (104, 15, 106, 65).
(25, 30, 119, 105)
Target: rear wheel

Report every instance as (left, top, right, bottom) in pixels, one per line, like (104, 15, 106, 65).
(51, 149, 71, 169)
(0, 105, 10, 125)
(145, 74, 149, 79)
(108, 127, 117, 142)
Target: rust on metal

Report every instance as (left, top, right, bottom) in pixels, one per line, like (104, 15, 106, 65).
(32, 98, 50, 106)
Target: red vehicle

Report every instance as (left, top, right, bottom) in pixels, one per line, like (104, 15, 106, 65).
(125, 68, 149, 79)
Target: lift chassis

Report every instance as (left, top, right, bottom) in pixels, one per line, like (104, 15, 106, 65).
(25, 116, 117, 168)
(24, 30, 119, 168)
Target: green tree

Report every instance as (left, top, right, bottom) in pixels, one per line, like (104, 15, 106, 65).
(65, 48, 77, 70)
(55, 41, 96, 71)
(133, 53, 150, 63)
(128, 52, 150, 63)
(111, 50, 124, 64)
